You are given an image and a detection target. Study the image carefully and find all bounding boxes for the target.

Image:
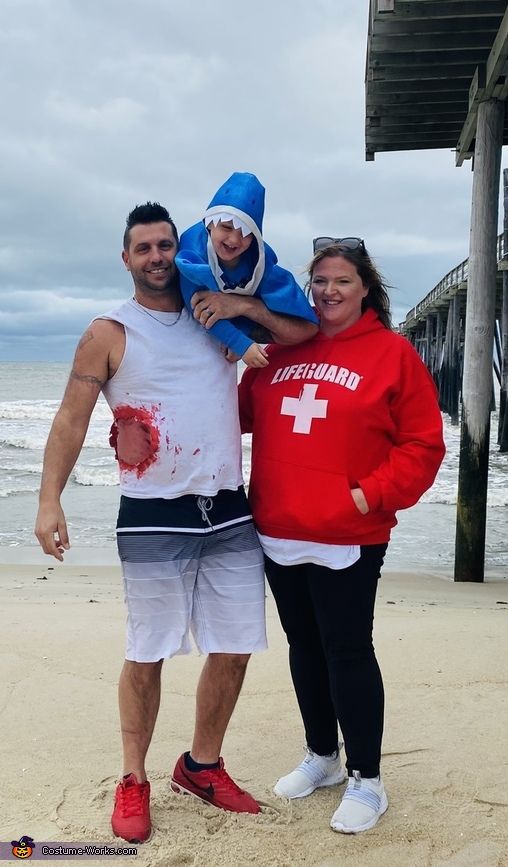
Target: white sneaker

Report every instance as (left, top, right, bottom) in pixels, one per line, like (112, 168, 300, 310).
(330, 770, 388, 833)
(273, 747, 346, 799)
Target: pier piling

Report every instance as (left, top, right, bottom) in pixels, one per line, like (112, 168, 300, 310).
(454, 99, 504, 582)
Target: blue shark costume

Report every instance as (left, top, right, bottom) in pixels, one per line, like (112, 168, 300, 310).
(175, 172, 318, 357)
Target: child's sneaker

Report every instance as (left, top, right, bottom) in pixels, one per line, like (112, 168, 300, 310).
(330, 770, 388, 833)
(111, 773, 151, 843)
(170, 754, 260, 814)
(273, 747, 346, 799)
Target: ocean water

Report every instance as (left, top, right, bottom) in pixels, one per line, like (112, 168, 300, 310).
(0, 361, 507, 574)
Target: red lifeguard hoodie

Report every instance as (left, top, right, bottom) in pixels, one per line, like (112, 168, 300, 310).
(239, 309, 445, 546)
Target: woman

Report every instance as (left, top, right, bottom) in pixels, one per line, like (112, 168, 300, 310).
(238, 238, 445, 834)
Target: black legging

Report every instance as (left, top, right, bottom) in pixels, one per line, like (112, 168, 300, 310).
(265, 544, 387, 779)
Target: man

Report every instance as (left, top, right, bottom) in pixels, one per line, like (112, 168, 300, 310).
(35, 202, 313, 844)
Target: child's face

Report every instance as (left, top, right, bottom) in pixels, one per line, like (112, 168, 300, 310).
(209, 220, 253, 269)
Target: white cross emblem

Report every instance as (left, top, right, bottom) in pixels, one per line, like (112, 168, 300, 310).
(281, 384, 328, 434)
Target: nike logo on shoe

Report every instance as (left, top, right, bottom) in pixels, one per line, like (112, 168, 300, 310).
(170, 753, 260, 813)
(181, 770, 214, 799)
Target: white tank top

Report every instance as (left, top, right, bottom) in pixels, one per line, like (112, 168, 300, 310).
(98, 300, 243, 499)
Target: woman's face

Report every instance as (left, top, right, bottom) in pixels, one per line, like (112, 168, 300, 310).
(310, 255, 368, 336)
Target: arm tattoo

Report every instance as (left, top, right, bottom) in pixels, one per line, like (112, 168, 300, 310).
(71, 328, 106, 388)
(70, 369, 106, 388)
(77, 329, 94, 350)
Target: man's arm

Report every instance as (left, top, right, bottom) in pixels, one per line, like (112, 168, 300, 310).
(191, 290, 318, 345)
(35, 320, 121, 560)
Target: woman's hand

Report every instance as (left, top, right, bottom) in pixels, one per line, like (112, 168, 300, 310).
(351, 487, 369, 515)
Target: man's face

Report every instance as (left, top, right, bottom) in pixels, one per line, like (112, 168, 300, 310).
(122, 221, 178, 295)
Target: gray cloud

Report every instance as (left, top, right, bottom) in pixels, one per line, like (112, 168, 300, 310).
(0, 0, 500, 360)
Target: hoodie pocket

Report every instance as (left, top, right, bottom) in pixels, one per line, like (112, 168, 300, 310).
(249, 456, 364, 542)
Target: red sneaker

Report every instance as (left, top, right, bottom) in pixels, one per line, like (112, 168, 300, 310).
(170, 754, 260, 814)
(111, 773, 151, 843)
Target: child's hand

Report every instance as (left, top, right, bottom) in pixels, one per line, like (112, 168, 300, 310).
(242, 343, 269, 368)
(221, 346, 242, 364)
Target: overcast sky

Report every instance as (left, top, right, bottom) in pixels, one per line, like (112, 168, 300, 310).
(1, 0, 506, 361)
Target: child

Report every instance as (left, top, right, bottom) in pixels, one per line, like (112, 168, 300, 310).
(175, 172, 319, 367)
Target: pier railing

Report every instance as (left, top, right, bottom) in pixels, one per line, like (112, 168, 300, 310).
(403, 232, 506, 326)
(401, 229, 507, 441)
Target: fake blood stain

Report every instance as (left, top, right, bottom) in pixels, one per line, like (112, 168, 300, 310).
(109, 404, 160, 477)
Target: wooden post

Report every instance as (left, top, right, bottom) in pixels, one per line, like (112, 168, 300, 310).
(499, 168, 508, 451)
(500, 274, 508, 450)
(494, 319, 502, 387)
(454, 99, 505, 582)
(439, 306, 453, 414)
(425, 314, 432, 368)
(435, 309, 443, 384)
(449, 297, 461, 426)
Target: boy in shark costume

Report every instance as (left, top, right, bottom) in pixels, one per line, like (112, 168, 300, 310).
(175, 172, 318, 366)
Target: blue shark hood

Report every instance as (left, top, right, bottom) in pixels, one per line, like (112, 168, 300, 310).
(203, 172, 266, 295)
(176, 171, 319, 335)
(205, 172, 265, 233)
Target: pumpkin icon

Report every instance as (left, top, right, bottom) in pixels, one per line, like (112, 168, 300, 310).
(11, 835, 35, 858)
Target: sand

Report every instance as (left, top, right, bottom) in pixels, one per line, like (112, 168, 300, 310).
(1, 560, 507, 866)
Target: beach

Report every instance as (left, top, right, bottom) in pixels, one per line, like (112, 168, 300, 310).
(2, 560, 507, 867)
(2, 361, 508, 864)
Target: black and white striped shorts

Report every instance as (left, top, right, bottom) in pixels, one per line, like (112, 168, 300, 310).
(116, 487, 267, 662)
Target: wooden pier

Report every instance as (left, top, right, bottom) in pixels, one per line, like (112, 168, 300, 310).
(365, 1, 508, 582)
(399, 232, 507, 435)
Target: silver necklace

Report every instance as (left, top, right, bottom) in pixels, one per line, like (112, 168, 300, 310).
(130, 297, 183, 327)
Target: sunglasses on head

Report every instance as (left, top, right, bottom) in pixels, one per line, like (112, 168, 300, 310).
(313, 236, 366, 254)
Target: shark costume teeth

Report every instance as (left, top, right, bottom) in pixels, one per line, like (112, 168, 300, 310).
(204, 212, 251, 238)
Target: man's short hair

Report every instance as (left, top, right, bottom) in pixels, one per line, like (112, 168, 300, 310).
(123, 202, 179, 250)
